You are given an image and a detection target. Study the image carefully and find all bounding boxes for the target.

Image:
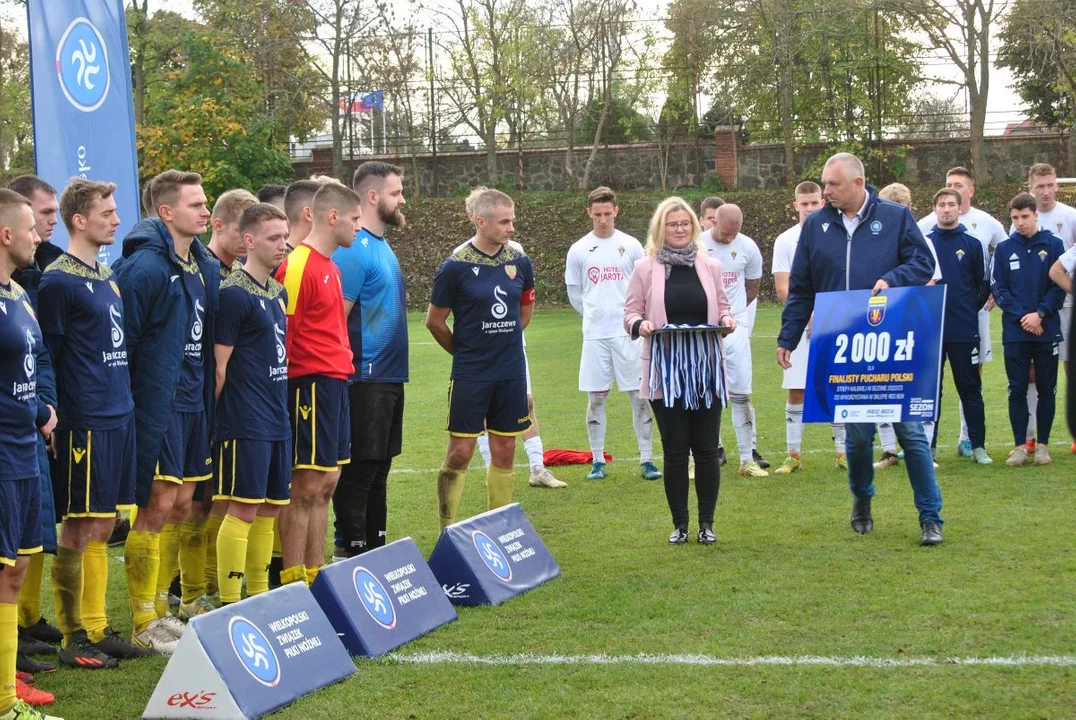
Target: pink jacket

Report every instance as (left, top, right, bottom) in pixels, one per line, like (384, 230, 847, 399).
(623, 255, 734, 400)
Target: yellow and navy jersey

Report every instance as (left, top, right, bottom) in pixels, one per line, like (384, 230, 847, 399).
(0, 280, 44, 479)
(38, 254, 134, 431)
(430, 242, 535, 382)
(174, 255, 207, 412)
(214, 269, 289, 442)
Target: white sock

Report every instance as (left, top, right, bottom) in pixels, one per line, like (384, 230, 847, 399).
(586, 392, 608, 462)
(1027, 382, 1038, 440)
(749, 401, 758, 450)
(477, 433, 492, 468)
(786, 403, 804, 454)
(958, 402, 969, 443)
(731, 394, 754, 464)
(878, 423, 898, 453)
(523, 436, 544, 472)
(831, 423, 846, 454)
(627, 390, 654, 463)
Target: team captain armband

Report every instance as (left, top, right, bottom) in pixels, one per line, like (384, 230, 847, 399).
(521, 287, 536, 306)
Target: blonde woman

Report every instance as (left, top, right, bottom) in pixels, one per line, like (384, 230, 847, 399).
(624, 198, 735, 545)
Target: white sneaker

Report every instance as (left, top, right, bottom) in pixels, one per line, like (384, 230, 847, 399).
(157, 612, 186, 639)
(133, 620, 179, 656)
(529, 468, 567, 488)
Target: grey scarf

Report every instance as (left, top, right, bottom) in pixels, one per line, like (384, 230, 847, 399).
(656, 243, 698, 278)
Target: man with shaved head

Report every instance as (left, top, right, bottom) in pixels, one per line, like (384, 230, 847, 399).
(702, 204, 769, 475)
(777, 152, 943, 546)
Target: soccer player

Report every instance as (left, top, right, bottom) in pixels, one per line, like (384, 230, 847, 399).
(916, 167, 1007, 458)
(38, 179, 153, 667)
(331, 162, 409, 558)
(213, 203, 292, 604)
(426, 189, 536, 527)
(564, 187, 658, 481)
(923, 188, 993, 464)
(778, 152, 943, 546)
(460, 188, 565, 489)
(282, 180, 322, 253)
(771, 181, 844, 474)
(204, 190, 257, 280)
(702, 204, 769, 476)
(256, 184, 287, 212)
(993, 193, 1066, 466)
(273, 183, 358, 585)
(112, 170, 220, 654)
(698, 196, 724, 231)
(0, 187, 63, 720)
(7, 177, 62, 674)
(1023, 163, 1076, 451)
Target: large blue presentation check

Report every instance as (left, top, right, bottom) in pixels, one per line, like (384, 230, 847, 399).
(803, 286, 946, 423)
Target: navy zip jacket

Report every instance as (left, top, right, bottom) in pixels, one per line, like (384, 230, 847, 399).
(778, 186, 936, 350)
(927, 224, 990, 343)
(112, 219, 220, 492)
(990, 228, 1065, 344)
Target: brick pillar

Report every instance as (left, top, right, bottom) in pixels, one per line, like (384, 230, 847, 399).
(713, 125, 741, 188)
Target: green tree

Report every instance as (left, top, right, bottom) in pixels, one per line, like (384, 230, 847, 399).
(577, 94, 654, 145)
(0, 12, 31, 176)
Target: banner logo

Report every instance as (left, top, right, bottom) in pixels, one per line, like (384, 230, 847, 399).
(55, 18, 110, 112)
(228, 616, 280, 688)
(352, 567, 396, 630)
(866, 295, 886, 327)
(472, 531, 512, 583)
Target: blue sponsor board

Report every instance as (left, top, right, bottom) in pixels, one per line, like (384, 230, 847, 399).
(428, 503, 560, 606)
(311, 537, 457, 657)
(27, 0, 141, 264)
(804, 286, 946, 423)
(144, 583, 354, 719)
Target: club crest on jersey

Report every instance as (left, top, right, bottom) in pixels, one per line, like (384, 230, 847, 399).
(618, 245, 625, 256)
(110, 280, 120, 297)
(870, 220, 883, 234)
(867, 295, 886, 326)
(1039, 249, 1048, 261)
(1059, 222, 1064, 232)
(955, 249, 965, 261)
(504, 264, 517, 280)
(730, 250, 738, 258)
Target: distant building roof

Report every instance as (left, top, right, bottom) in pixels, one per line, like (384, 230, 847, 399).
(1004, 119, 1049, 136)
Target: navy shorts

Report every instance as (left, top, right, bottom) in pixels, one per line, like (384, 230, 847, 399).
(54, 414, 137, 518)
(0, 477, 42, 566)
(447, 377, 532, 437)
(289, 375, 351, 471)
(155, 410, 213, 484)
(214, 438, 292, 505)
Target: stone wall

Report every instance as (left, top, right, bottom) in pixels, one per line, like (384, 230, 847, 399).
(295, 131, 1070, 192)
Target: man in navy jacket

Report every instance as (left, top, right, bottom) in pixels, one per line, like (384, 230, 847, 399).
(777, 153, 943, 546)
(992, 192, 1066, 466)
(112, 171, 220, 654)
(926, 188, 993, 464)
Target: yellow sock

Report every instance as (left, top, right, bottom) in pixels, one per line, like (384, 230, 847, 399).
(127, 506, 138, 525)
(16, 552, 44, 628)
(178, 518, 207, 604)
(50, 546, 84, 643)
(126, 530, 161, 633)
(203, 513, 225, 598)
(1, 603, 17, 715)
(271, 523, 282, 559)
(82, 540, 109, 643)
(216, 515, 251, 604)
(437, 463, 467, 528)
(305, 565, 321, 586)
(280, 564, 307, 586)
(156, 524, 179, 617)
(245, 515, 276, 597)
(487, 464, 515, 511)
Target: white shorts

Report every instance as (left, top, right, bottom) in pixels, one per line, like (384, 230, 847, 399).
(722, 325, 753, 395)
(1061, 306, 1071, 362)
(977, 309, 993, 363)
(782, 331, 809, 390)
(524, 349, 532, 395)
(579, 336, 642, 392)
(746, 299, 758, 335)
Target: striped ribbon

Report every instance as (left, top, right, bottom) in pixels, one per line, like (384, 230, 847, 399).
(648, 324, 728, 410)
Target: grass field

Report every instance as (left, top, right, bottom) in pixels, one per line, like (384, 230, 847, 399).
(33, 305, 1076, 719)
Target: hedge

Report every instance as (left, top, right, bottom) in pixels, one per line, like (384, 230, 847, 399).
(391, 185, 1028, 310)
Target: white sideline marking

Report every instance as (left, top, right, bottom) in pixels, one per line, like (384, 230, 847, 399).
(390, 651, 1076, 668)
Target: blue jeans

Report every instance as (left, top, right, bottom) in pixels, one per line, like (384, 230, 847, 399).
(845, 422, 943, 526)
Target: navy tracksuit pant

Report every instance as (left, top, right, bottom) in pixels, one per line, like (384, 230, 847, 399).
(1003, 341, 1060, 446)
(935, 342, 987, 449)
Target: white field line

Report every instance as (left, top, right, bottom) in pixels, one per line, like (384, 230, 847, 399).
(389, 651, 1076, 668)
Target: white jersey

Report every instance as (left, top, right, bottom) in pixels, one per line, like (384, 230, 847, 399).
(919, 206, 1007, 261)
(1009, 201, 1076, 307)
(565, 229, 644, 340)
(771, 224, 802, 277)
(703, 231, 763, 320)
